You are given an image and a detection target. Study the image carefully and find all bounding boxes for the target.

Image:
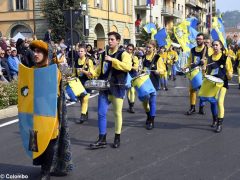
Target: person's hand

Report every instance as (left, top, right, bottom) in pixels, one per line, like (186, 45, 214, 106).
(105, 55, 112, 62)
(154, 70, 160, 75)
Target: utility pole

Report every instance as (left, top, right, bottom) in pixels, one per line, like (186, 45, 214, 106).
(70, 7, 74, 70)
(108, 0, 110, 33)
(209, 0, 212, 32)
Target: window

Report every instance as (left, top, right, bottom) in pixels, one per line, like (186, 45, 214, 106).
(95, 0, 102, 8)
(110, 0, 115, 11)
(123, 0, 127, 14)
(16, 0, 24, 10)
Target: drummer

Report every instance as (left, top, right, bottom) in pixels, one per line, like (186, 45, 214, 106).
(159, 46, 168, 90)
(88, 32, 132, 149)
(204, 40, 233, 132)
(74, 45, 93, 124)
(183, 33, 209, 115)
(126, 43, 139, 113)
(142, 40, 166, 130)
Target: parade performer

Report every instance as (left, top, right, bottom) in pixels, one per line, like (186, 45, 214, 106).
(184, 33, 208, 115)
(141, 40, 166, 130)
(126, 44, 139, 113)
(202, 40, 233, 132)
(166, 45, 178, 81)
(74, 45, 93, 124)
(89, 32, 132, 149)
(235, 46, 240, 89)
(159, 46, 168, 90)
(18, 40, 73, 180)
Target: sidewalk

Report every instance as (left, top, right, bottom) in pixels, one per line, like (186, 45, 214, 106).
(0, 105, 18, 120)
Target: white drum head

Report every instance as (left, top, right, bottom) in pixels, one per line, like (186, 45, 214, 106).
(205, 75, 224, 83)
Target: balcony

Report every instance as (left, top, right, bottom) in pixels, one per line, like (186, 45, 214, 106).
(173, 8, 182, 18)
(185, 0, 197, 7)
(161, 6, 182, 18)
(161, 6, 172, 17)
(135, 4, 150, 10)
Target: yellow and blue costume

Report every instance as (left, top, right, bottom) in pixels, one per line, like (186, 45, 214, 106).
(159, 51, 168, 90)
(235, 49, 240, 89)
(74, 56, 94, 123)
(89, 48, 131, 148)
(205, 52, 233, 132)
(184, 45, 209, 115)
(166, 49, 178, 80)
(142, 52, 166, 129)
(127, 54, 139, 113)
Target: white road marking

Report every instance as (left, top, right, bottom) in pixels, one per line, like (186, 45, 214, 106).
(0, 92, 99, 128)
(175, 86, 187, 89)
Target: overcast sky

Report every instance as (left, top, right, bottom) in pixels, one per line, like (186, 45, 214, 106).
(216, 0, 240, 12)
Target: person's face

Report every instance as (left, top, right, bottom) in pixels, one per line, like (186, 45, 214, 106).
(6, 48, 11, 55)
(108, 35, 119, 49)
(204, 39, 211, 47)
(212, 41, 222, 53)
(146, 44, 154, 54)
(33, 48, 46, 65)
(79, 48, 86, 58)
(196, 35, 204, 46)
(0, 50, 5, 58)
(86, 46, 91, 52)
(11, 50, 17, 57)
(127, 46, 134, 54)
(160, 48, 165, 53)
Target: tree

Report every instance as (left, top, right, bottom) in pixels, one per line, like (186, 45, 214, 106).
(42, 0, 87, 42)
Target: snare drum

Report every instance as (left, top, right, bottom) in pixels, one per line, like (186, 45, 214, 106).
(65, 78, 87, 102)
(84, 80, 110, 91)
(131, 73, 156, 101)
(185, 66, 203, 90)
(198, 75, 224, 103)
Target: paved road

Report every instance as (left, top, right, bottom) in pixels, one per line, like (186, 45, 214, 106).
(0, 76, 240, 180)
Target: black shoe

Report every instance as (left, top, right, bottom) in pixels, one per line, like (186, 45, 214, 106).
(40, 170, 50, 180)
(127, 103, 135, 113)
(89, 134, 107, 149)
(173, 76, 176, 81)
(112, 134, 120, 148)
(211, 116, 218, 128)
(76, 112, 88, 124)
(165, 87, 168, 91)
(198, 106, 205, 115)
(239, 84, 240, 89)
(215, 118, 223, 133)
(145, 112, 150, 125)
(185, 105, 196, 115)
(146, 116, 154, 130)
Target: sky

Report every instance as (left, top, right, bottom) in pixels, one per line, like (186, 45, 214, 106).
(216, 0, 240, 12)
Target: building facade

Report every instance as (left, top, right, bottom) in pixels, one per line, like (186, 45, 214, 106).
(0, 0, 47, 39)
(87, 0, 134, 49)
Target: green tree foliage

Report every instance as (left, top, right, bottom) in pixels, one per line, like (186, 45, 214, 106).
(42, 0, 87, 42)
(0, 81, 18, 109)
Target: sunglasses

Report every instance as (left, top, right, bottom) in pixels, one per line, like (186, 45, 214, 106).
(0, 53, 5, 55)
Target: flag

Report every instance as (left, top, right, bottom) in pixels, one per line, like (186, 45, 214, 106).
(143, 23, 157, 40)
(211, 17, 227, 49)
(174, 20, 199, 52)
(174, 20, 191, 52)
(143, 23, 156, 33)
(186, 17, 198, 30)
(146, 0, 155, 5)
(154, 28, 172, 49)
(188, 26, 199, 49)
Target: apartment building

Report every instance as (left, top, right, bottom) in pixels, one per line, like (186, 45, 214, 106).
(87, 0, 134, 49)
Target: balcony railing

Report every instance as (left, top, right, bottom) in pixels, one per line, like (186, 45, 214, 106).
(161, 6, 182, 18)
(135, 3, 150, 10)
(185, 0, 197, 7)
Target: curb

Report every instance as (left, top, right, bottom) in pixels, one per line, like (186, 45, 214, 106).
(0, 105, 18, 120)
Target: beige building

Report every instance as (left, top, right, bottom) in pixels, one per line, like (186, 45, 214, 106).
(0, 0, 46, 39)
(87, 0, 134, 49)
